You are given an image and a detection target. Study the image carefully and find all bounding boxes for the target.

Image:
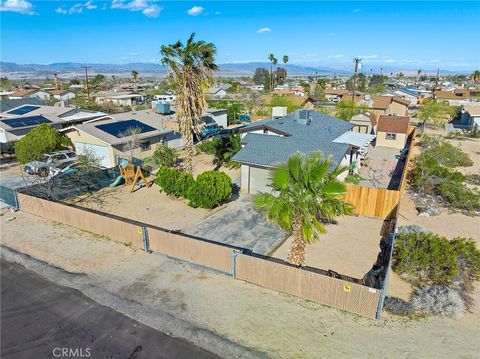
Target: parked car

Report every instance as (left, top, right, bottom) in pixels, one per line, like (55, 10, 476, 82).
(24, 150, 77, 177)
(199, 123, 224, 139)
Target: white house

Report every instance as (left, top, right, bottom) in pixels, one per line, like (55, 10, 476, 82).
(9, 89, 51, 101)
(49, 90, 76, 101)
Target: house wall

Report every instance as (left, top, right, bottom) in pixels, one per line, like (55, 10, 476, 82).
(32, 91, 51, 100)
(65, 129, 116, 166)
(240, 164, 250, 193)
(239, 164, 272, 194)
(350, 115, 372, 134)
(387, 102, 408, 116)
(55, 92, 76, 101)
(375, 131, 407, 149)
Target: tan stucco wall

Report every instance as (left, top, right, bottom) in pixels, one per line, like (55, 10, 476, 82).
(387, 102, 408, 116)
(65, 129, 116, 165)
(375, 131, 406, 149)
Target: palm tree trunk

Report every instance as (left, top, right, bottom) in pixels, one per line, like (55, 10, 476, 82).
(287, 217, 306, 266)
(184, 116, 194, 173)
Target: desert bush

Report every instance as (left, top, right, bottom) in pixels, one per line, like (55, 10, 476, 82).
(411, 285, 465, 318)
(396, 225, 428, 235)
(450, 238, 480, 291)
(187, 171, 232, 209)
(384, 296, 413, 316)
(196, 138, 219, 155)
(465, 174, 480, 186)
(437, 181, 480, 211)
(393, 231, 459, 284)
(155, 166, 194, 198)
(152, 144, 177, 168)
(422, 141, 473, 168)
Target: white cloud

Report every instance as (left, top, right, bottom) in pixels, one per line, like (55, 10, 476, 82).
(353, 9, 361, 13)
(327, 32, 335, 36)
(55, 1, 98, 15)
(111, 0, 162, 18)
(187, 6, 204, 16)
(256, 27, 271, 33)
(328, 54, 344, 59)
(0, 0, 35, 15)
(359, 54, 378, 59)
(214, 11, 220, 15)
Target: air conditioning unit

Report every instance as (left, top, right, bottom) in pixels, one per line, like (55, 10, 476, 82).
(272, 106, 288, 118)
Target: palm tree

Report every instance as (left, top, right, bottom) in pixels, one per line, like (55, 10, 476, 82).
(254, 152, 354, 266)
(283, 55, 289, 79)
(416, 69, 422, 82)
(131, 70, 139, 91)
(471, 70, 480, 84)
(160, 33, 218, 173)
(268, 53, 277, 90)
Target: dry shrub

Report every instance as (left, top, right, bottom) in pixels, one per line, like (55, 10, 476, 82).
(384, 296, 413, 316)
(411, 285, 465, 318)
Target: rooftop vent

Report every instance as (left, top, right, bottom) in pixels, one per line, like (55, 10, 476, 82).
(296, 109, 312, 125)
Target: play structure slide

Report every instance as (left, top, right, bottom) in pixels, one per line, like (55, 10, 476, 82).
(110, 175, 125, 188)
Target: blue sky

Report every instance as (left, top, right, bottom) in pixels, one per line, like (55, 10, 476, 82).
(1, 1, 479, 70)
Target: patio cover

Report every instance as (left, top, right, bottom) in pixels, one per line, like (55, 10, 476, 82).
(332, 131, 376, 149)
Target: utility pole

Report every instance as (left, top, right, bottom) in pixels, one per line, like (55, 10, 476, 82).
(352, 57, 361, 100)
(83, 66, 91, 102)
(380, 67, 384, 85)
(435, 67, 440, 89)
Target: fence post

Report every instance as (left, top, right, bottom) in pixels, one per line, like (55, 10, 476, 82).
(231, 250, 238, 278)
(13, 189, 19, 211)
(141, 225, 151, 253)
(376, 232, 396, 319)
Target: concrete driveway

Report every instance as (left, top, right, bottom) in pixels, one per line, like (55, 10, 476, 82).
(186, 195, 287, 255)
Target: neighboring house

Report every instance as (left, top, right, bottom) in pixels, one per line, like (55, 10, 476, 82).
(232, 109, 374, 194)
(206, 84, 230, 98)
(301, 96, 319, 109)
(62, 116, 184, 168)
(203, 108, 228, 128)
(460, 105, 480, 128)
(49, 90, 76, 101)
(9, 89, 51, 101)
(290, 86, 306, 97)
(369, 95, 410, 116)
(434, 88, 472, 105)
(0, 98, 46, 113)
(0, 104, 107, 144)
(324, 89, 350, 102)
(94, 92, 146, 107)
(392, 88, 421, 105)
(375, 115, 410, 149)
(350, 111, 377, 134)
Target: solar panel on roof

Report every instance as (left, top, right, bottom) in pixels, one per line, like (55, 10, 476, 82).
(96, 119, 156, 138)
(6, 105, 41, 115)
(1, 115, 52, 128)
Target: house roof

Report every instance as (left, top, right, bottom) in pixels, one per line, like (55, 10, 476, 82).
(0, 98, 46, 113)
(10, 89, 41, 98)
(435, 89, 470, 99)
(232, 110, 353, 167)
(351, 111, 377, 126)
(463, 105, 480, 117)
(371, 95, 410, 109)
(64, 114, 173, 146)
(377, 115, 410, 134)
(49, 89, 74, 95)
(324, 89, 350, 96)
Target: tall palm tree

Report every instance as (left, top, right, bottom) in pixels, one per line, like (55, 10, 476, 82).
(471, 70, 480, 84)
(160, 33, 218, 173)
(283, 55, 289, 80)
(131, 70, 139, 91)
(268, 53, 277, 90)
(416, 69, 422, 82)
(254, 152, 354, 266)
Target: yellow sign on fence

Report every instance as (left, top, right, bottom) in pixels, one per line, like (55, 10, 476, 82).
(138, 227, 143, 235)
(343, 284, 351, 293)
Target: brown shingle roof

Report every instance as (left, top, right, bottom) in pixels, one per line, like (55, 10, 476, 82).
(324, 89, 350, 96)
(10, 89, 38, 98)
(49, 89, 72, 95)
(377, 115, 410, 134)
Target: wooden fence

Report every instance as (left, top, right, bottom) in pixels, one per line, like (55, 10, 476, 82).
(343, 127, 416, 219)
(17, 192, 382, 319)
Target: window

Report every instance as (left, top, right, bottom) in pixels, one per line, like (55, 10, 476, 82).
(385, 133, 397, 140)
(140, 141, 151, 151)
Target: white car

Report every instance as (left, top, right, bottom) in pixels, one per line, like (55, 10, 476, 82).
(24, 150, 77, 177)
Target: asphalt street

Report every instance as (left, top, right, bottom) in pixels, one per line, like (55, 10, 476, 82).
(1, 260, 221, 359)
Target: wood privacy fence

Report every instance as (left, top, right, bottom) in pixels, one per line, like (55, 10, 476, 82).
(343, 127, 416, 218)
(17, 192, 382, 319)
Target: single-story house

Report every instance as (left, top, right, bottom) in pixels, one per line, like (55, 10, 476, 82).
(324, 89, 350, 102)
(94, 92, 146, 107)
(0, 98, 46, 113)
(0, 104, 107, 144)
(203, 108, 228, 128)
(9, 89, 51, 101)
(392, 88, 421, 105)
(369, 95, 410, 116)
(232, 109, 375, 194)
(460, 105, 480, 128)
(350, 111, 377, 134)
(206, 85, 230, 98)
(49, 90, 76, 101)
(290, 86, 306, 97)
(62, 116, 185, 168)
(375, 115, 410, 149)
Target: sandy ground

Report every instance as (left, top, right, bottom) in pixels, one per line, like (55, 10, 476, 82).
(2, 212, 480, 358)
(272, 216, 385, 279)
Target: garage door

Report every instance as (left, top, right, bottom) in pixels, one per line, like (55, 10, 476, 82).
(249, 166, 272, 194)
(75, 143, 113, 168)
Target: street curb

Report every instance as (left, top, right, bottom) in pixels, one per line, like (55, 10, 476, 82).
(1, 245, 270, 359)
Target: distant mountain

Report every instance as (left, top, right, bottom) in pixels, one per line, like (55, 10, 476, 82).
(0, 61, 349, 77)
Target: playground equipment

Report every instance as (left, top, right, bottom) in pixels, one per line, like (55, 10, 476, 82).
(111, 160, 151, 193)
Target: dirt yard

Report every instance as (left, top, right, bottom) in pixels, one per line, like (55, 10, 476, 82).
(271, 216, 385, 279)
(2, 212, 479, 359)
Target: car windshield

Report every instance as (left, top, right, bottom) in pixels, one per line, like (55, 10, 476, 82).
(39, 155, 49, 162)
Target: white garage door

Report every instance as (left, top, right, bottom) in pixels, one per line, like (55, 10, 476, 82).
(249, 166, 272, 194)
(75, 143, 113, 168)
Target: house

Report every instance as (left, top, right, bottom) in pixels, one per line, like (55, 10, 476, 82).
(350, 111, 377, 134)
(0, 104, 107, 144)
(434, 88, 472, 105)
(203, 108, 228, 128)
(94, 91, 146, 107)
(49, 90, 76, 102)
(392, 88, 421, 105)
(0, 98, 46, 113)
(324, 89, 350, 102)
(369, 95, 410, 116)
(460, 105, 480, 128)
(375, 115, 410, 149)
(290, 86, 306, 97)
(206, 84, 230, 98)
(232, 109, 375, 194)
(301, 96, 319, 109)
(62, 115, 184, 168)
(9, 89, 51, 101)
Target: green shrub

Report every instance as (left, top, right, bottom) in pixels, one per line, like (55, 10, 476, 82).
(187, 171, 232, 209)
(14, 124, 71, 164)
(412, 285, 465, 318)
(196, 138, 219, 155)
(155, 166, 194, 198)
(437, 181, 480, 211)
(422, 141, 473, 167)
(152, 144, 177, 168)
(451, 238, 480, 291)
(393, 231, 459, 284)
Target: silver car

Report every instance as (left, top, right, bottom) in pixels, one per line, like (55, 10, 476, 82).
(24, 150, 77, 177)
